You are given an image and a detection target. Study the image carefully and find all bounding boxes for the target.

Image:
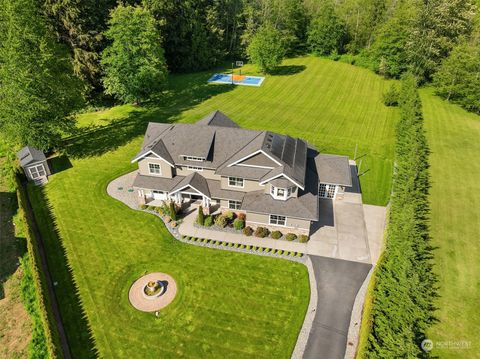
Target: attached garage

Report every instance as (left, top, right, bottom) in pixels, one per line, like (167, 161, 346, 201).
(314, 154, 353, 200)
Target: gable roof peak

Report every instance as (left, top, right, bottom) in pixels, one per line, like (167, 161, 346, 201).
(196, 110, 240, 128)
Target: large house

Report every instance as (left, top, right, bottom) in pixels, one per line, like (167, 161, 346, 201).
(132, 111, 352, 235)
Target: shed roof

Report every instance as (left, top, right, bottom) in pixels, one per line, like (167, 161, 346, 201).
(17, 146, 46, 166)
(314, 154, 352, 187)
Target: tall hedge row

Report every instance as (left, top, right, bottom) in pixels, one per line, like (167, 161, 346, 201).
(362, 73, 437, 357)
(15, 174, 62, 358)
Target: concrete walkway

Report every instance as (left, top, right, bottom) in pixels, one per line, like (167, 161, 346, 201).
(303, 256, 371, 359)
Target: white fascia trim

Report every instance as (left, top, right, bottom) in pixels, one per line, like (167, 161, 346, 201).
(131, 150, 174, 167)
(169, 184, 210, 199)
(260, 173, 304, 191)
(235, 163, 275, 169)
(227, 150, 282, 168)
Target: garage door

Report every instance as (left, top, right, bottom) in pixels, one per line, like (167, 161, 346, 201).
(152, 190, 166, 200)
(319, 183, 337, 199)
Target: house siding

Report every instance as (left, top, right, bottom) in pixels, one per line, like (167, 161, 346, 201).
(176, 166, 219, 180)
(138, 157, 173, 178)
(245, 211, 311, 234)
(220, 176, 264, 192)
(24, 160, 50, 182)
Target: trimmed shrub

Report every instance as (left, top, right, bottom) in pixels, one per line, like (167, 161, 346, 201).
(196, 206, 204, 225)
(170, 221, 177, 228)
(286, 233, 297, 241)
(247, 245, 252, 250)
(233, 218, 245, 230)
(243, 226, 253, 236)
(169, 201, 177, 221)
(278, 250, 284, 255)
(254, 227, 270, 238)
(271, 230, 282, 239)
(164, 216, 171, 223)
(215, 215, 227, 228)
(223, 210, 234, 221)
(237, 212, 246, 221)
(204, 215, 213, 227)
(299, 235, 309, 243)
(147, 205, 155, 211)
(140, 204, 147, 210)
(383, 85, 400, 107)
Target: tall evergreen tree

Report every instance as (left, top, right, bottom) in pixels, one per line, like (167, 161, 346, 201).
(101, 4, 167, 104)
(44, 0, 118, 92)
(0, 0, 83, 150)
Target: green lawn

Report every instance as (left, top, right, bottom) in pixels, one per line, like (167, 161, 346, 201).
(29, 57, 399, 357)
(76, 57, 398, 205)
(421, 88, 480, 358)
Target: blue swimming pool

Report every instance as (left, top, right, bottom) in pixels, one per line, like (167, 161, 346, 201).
(208, 73, 265, 87)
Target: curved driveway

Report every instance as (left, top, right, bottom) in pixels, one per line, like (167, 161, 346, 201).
(303, 256, 371, 359)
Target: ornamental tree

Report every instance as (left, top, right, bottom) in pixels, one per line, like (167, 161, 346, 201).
(247, 24, 285, 73)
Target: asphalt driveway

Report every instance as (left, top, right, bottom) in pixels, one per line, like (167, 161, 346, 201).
(303, 256, 371, 359)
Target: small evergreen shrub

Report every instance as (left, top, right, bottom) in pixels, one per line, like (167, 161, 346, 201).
(299, 235, 309, 243)
(383, 85, 399, 107)
(140, 204, 147, 210)
(196, 206, 205, 225)
(243, 226, 253, 236)
(271, 230, 282, 239)
(147, 205, 155, 211)
(215, 215, 228, 228)
(247, 245, 252, 250)
(169, 201, 177, 221)
(278, 250, 284, 255)
(286, 233, 297, 241)
(254, 227, 270, 238)
(233, 218, 245, 230)
(204, 215, 213, 227)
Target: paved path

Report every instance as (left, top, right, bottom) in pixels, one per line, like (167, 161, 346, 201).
(128, 273, 177, 312)
(303, 256, 371, 359)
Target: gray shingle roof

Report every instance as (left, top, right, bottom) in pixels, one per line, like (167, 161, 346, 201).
(170, 172, 211, 198)
(17, 146, 46, 166)
(314, 154, 352, 187)
(196, 110, 240, 128)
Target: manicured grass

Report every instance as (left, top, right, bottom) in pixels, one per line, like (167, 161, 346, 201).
(421, 88, 480, 357)
(31, 57, 399, 357)
(29, 142, 309, 358)
(77, 57, 398, 205)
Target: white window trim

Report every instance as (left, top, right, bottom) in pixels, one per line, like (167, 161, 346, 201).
(269, 214, 287, 227)
(29, 164, 46, 179)
(228, 200, 242, 210)
(186, 165, 203, 172)
(270, 185, 295, 200)
(148, 162, 162, 176)
(228, 176, 244, 188)
(131, 150, 174, 167)
(183, 155, 205, 162)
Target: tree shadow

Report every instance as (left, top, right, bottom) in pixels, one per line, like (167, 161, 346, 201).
(270, 65, 306, 76)
(63, 73, 234, 159)
(0, 191, 26, 299)
(48, 155, 73, 174)
(28, 185, 97, 358)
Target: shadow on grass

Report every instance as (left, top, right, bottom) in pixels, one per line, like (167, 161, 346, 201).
(48, 155, 73, 174)
(0, 191, 26, 299)
(28, 184, 97, 359)
(270, 65, 306, 76)
(63, 72, 234, 159)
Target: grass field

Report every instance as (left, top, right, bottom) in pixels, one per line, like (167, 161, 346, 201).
(421, 88, 480, 357)
(28, 56, 400, 357)
(76, 57, 398, 205)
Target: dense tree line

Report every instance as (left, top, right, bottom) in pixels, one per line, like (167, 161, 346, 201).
(364, 73, 437, 357)
(1, 0, 479, 150)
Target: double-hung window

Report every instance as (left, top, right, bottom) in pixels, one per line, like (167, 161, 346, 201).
(228, 200, 242, 210)
(148, 163, 161, 175)
(29, 164, 46, 179)
(228, 177, 244, 188)
(269, 214, 286, 226)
